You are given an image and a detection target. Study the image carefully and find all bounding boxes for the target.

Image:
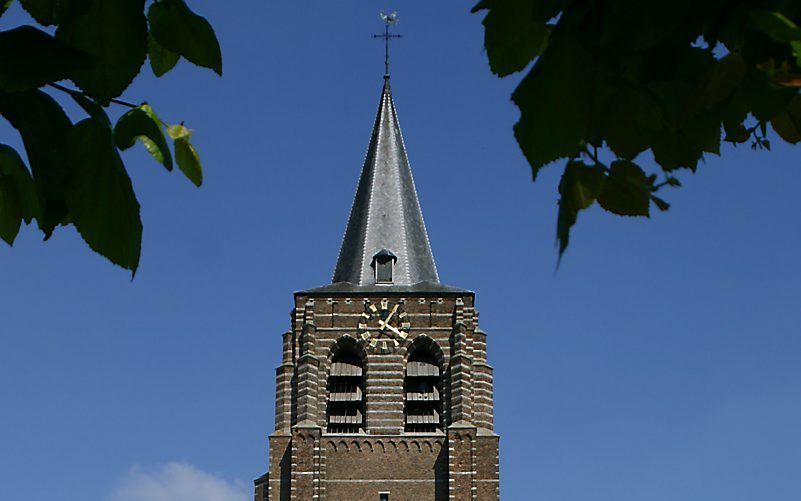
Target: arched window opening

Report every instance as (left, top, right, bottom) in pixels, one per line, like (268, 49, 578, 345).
(404, 348, 442, 432)
(327, 347, 365, 433)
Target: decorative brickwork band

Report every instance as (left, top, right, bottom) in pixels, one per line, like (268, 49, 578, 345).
(296, 312, 321, 424)
(449, 322, 473, 424)
(275, 331, 295, 432)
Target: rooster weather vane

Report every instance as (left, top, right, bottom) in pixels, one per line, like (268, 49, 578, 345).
(373, 11, 401, 77)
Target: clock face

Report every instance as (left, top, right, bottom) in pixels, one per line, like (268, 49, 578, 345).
(358, 299, 411, 354)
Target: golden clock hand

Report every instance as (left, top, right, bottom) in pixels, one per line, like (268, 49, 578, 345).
(379, 304, 399, 331)
(385, 324, 405, 339)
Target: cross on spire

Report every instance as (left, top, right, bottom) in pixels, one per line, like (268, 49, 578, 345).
(373, 11, 401, 77)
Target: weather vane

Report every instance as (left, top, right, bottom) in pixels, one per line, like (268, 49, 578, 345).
(373, 11, 401, 77)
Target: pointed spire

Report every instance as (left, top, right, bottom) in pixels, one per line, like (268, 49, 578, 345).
(332, 78, 439, 286)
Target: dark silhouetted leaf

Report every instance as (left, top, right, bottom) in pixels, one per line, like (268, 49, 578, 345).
(0, 26, 93, 91)
(148, 32, 179, 77)
(698, 53, 747, 109)
(0, 89, 72, 236)
(70, 92, 110, 125)
(149, 0, 222, 75)
(472, 0, 562, 77)
(0, 144, 40, 224)
(56, 0, 147, 103)
(598, 161, 650, 217)
(65, 118, 141, 273)
(168, 125, 202, 186)
(115, 105, 172, 171)
(556, 160, 605, 255)
(734, 73, 796, 122)
(651, 195, 670, 212)
(17, 0, 89, 25)
(513, 33, 594, 180)
(0, 177, 23, 245)
(601, 86, 663, 160)
(771, 95, 801, 143)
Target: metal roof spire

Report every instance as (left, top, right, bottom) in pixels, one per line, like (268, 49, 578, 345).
(331, 53, 439, 287)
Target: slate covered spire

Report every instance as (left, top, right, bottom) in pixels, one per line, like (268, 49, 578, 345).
(332, 77, 439, 287)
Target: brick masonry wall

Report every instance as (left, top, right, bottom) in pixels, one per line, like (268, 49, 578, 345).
(323, 435, 447, 500)
(259, 292, 499, 500)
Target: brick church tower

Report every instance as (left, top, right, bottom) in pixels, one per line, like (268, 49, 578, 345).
(254, 72, 500, 500)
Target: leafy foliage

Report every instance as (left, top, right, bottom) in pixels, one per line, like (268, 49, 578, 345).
(55, 0, 148, 103)
(0, 26, 92, 91)
(473, 0, 801, 256)
(0, 143, 39, 243)
(66, 118, 142, 272)
(114, 105, 173, 171)
(168, 125, 203, 187)
(148, 0, 222, 75)
(0, 0, 220, 275)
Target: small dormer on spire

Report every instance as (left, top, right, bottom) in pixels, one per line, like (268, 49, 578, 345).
(372, 248, 397, 284)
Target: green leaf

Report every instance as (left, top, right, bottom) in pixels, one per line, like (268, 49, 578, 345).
(0, 89, 72, 237)
(56, 0, 147, 103)
(0, 26, 93, 92)
(0, 144, 40, 224)
(473, 0, 559, 77)
(0, 177, 23, 245)
(556, 160, 605, 256)
(598, 160, 651, 217)
(168, 125, 202, 186)
(148, 32, 180, 77)
(771, 95, 801, 143)
(18, 0, 68, 25)
(751, 10, 801, 43)
(149, 0, 222, 75)
(513, 34, 595, 180)
(115, 105, 173, 171)
(65, 118, 142, 273)
(601, 86, 663, 160)
(792, 41, 801, 68)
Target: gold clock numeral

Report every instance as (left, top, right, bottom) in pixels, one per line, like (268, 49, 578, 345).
(359, 299, 410, 353)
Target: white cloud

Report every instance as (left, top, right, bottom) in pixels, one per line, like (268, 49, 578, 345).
(111, 462, 248, 501)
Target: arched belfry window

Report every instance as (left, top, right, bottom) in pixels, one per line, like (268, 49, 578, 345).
(404, 340, 443, 432)
(326, 339, 366, 433)
(372, 248, 397, 284)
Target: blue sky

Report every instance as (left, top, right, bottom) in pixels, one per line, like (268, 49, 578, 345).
(2, 1, 800, 500)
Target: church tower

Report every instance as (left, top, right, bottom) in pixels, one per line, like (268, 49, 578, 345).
(255, 70, 500, 501)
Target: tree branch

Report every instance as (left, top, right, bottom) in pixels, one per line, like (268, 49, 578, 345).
(47, 83, 140, 108)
